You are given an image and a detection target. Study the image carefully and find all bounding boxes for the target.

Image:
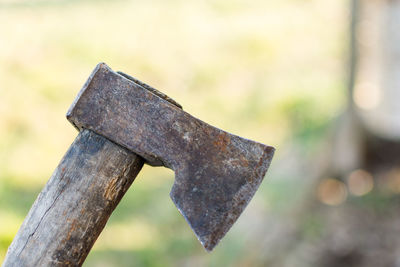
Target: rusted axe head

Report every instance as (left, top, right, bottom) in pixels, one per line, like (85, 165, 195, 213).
(67, 63, 275, 251)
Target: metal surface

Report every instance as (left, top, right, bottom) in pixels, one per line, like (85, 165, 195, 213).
(67, 63, 275, 251)
(116, 71, 183, 109)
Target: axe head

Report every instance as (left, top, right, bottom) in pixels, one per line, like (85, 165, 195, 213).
(67, 63, 275, 251)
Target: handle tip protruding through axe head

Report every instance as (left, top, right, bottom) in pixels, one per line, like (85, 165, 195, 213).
(67, 63, 275, 251)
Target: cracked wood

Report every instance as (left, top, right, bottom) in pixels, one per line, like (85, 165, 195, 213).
(2, 129, 143, 266)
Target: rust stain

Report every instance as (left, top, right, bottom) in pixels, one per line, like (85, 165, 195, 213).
(213, 132, 231, 152)
(230, 156, 249, 167)
(240, 155, 249, 167)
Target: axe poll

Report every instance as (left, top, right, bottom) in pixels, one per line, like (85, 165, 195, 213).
(3, 63, 275, 266)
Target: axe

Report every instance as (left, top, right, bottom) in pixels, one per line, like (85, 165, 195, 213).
(3, 63, 275, 266)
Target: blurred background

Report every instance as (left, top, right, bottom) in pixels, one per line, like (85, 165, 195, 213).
(1, 0, 399, 266)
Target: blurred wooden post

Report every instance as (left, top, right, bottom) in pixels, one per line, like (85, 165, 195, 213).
(333, 0, 400, 175)
(352, 0, 400, 140)
(2, 129, 143, 266)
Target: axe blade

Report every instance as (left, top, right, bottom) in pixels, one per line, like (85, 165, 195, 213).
(67, 63, 275, 251)
(170, 138, 274, 251)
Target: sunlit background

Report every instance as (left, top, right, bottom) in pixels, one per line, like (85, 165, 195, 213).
(5, 0, 396, 266)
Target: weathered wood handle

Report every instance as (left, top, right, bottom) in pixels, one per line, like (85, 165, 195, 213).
(3, 129, 144, 266)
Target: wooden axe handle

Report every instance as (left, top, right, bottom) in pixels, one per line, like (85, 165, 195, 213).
(3, 129, 144, 266)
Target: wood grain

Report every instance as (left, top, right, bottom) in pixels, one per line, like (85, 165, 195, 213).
(3, 129, 143, 266)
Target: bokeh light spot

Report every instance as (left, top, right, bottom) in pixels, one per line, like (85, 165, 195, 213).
(347, 169, 374, 196)
(353, 82, 381, 110)
(317, 178, 347, 206)
(384, 168, 400, 194)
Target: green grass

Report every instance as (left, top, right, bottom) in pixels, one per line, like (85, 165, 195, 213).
(0, 0, 347, 265)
